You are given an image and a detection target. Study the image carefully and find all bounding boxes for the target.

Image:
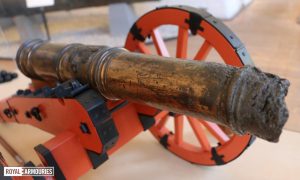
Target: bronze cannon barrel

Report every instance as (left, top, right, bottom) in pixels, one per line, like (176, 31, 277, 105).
(16, 40, 289, 142)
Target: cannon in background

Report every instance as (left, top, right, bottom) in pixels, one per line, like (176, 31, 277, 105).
(0, 0, 156, 43)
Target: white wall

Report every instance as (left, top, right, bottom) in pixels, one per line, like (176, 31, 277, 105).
(134, 0, 253, 20)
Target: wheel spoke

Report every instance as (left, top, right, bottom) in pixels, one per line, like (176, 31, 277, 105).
(200, 120, 230, 144)
(137, 42, 151, 54)
(154, 110, 169, 120)
(194, 40, 212, 60)
(156, 115, 169, 130)
(176, 27, 189, 58)
(151, 29, 170, 57)
(187, 117, 211, 151)
(174, 115, 184, 144)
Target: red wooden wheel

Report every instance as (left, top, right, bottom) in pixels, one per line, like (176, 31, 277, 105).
(125, 6, 255, 165)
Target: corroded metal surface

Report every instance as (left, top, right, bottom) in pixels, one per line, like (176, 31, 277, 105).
(16, 40, 290, 142)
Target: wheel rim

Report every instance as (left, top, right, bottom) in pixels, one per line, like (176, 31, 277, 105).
(125, 6, 255, 165)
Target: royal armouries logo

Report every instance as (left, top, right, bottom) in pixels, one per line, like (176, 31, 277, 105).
(4, 167, 54, 176)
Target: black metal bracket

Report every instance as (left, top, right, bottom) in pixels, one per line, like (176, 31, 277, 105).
(138, 114, 155, 131)
(86, 150, 108, 169)
(185, 12, 205, 35)
(73, 83, 119, 169)
(0, 70, 18, 84)
(160, 134, 169, 148)
(130, 23, 145, 42)
(211, 147, 225, 165)
(34, 144, 66, 180)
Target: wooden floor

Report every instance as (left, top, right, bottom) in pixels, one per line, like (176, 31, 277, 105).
(0, 0, 300, 179)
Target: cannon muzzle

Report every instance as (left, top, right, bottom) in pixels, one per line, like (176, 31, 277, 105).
(16, 40, 290, 142)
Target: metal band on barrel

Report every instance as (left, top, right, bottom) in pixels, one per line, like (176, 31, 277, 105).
(95, 47, 127, 100)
